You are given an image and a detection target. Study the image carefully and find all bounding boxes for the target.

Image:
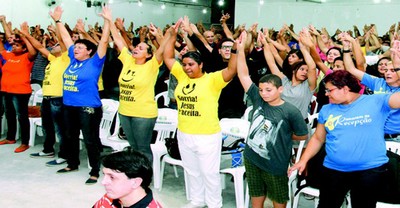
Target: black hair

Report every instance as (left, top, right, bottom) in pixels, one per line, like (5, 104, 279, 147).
(323, 70, 361, 93)
(217, 38, 234, 49)
(74, 39, 97, 57)
(326, 47, 343, 59)
(101, 148, 153, 188)
(282, 49, 304, 78)
(259, 74, 282, 88)
(182, 51, 203, 65)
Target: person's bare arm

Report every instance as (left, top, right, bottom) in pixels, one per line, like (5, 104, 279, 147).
(220, 13, 233, 40)
(288, 123, 326, 176)
(49, 6, 74, 48)
(114, 18, 131, 49)
(236, 31, 252, 92)
(96, 5, 111, 59)
(299, 28, 317, 91)
(18, 23, 37, 61)
(259, 31, 285, 79)
(0, 15, 12, 41)
(75, 19, 98, 45)
(20, 22, 49, 58)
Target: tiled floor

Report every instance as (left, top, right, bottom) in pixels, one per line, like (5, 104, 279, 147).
(0, 135, 314, 208)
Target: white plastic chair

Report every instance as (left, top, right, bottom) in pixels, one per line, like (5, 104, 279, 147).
(244, 140, 306, 208)
(242, 105, 253, 122)
(155, 91, 170, 108)
(219, 118, 250, 208)
(151, 108, 178, 190)
(98, 99, 130, 151)
(309, 95, 318, 116)
(376, 141, 400, 208)
(28, 89, 43, 147)
(160, 154, 190, 200)
(28, 83, 42, 106)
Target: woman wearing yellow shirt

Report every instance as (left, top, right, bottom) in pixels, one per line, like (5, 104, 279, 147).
(163, 20, 238, 208)
(102, 8, 170, 161)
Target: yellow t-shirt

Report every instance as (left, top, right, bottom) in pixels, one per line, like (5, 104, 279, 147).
(118, 47, 161, 118)
(171, 61, 228, 134)
(42, 51, 70, 97)
(98, 73, 104, 91)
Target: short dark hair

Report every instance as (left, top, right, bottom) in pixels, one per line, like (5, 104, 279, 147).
(217, 38, 234, 49)
(101, 148, 153, 188)
(323, 70, 361, 93)
(182, 51, 203, 65)
(259, 74, 282, 88)
(75, 39, 97, 57)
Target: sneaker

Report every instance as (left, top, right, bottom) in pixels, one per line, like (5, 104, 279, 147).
(0, 139, 17, 145)
(46, 158, 67, 166)
(30, 151, 55, 158)
(14, 144, 29, 153)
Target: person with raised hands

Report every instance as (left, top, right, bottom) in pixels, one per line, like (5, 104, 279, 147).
(19, 21, 70, 167)
(237, 30, 308, 208)
(0, 21, 37, 153)
(343, 32, 400, 140)
(49, 5, 110, 185)
(163, 18, 237, 208)
(260, 28, 317, 119)
(102, 7, 173, 162)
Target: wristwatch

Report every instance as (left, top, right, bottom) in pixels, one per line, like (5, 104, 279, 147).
(342, 49, 351, 53)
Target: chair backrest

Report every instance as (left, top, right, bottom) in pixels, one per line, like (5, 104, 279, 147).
(220, 118, 250, 141)
(32, 89, 43, 106)
(307, 113, 319, 137)
(386, 141, 400, 154)
(29, 84, 42, 106)
(309, 95, 318, 116)
(155, 91, 170, 108)
(154, 108, 178, 143)
(100, 99, 119, 139)
(242, 105, 253, 122)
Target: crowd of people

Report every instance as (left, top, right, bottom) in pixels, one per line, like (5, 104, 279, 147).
(0, 4, 399, 208)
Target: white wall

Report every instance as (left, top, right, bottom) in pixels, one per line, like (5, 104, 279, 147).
(235, 0, 400, 35)
(0, 0, 210, 31)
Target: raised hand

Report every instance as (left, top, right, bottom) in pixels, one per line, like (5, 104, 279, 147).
(19, 22, 30, 36)
(75, 19, 85, 33)
(49, 6, 63, 21)
(115, 18, 124, 30)
(220, 13, 230, 24)
(99, 4, 112, 22)
(237, 31, 247, 52)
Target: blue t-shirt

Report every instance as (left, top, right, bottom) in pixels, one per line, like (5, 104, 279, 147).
(319, 94, 390, 172)
(63, 45, 105, 107)
(361, 73, 400, 134)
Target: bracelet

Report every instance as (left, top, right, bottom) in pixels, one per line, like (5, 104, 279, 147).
(230, 49, 237, 54)
(342, 49, 351, 53)
(394, 68, 400, 72)
(55, 20, 61, 23)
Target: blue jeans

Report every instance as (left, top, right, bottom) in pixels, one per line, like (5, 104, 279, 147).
(41, 97, 66, 159)
(118, 114, 156, 162)
(318, 165, 386, 208)
(4, 93, 30, 144)
(63, 105, 102, 177)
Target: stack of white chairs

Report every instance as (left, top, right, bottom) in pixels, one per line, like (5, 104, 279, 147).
(28, 89, 43, 146)
(219, 118, 250, 208)
(376, 141, 400, 208)
(151, 108, 178, 191)
(98, 99, 129, 151)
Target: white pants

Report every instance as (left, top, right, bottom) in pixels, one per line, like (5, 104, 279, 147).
(177, 130, 223, 208)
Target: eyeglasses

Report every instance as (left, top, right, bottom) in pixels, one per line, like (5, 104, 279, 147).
(325, 87, 339, 94)
(74, 45, 87, 50)
(221, 45, 233, 50)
